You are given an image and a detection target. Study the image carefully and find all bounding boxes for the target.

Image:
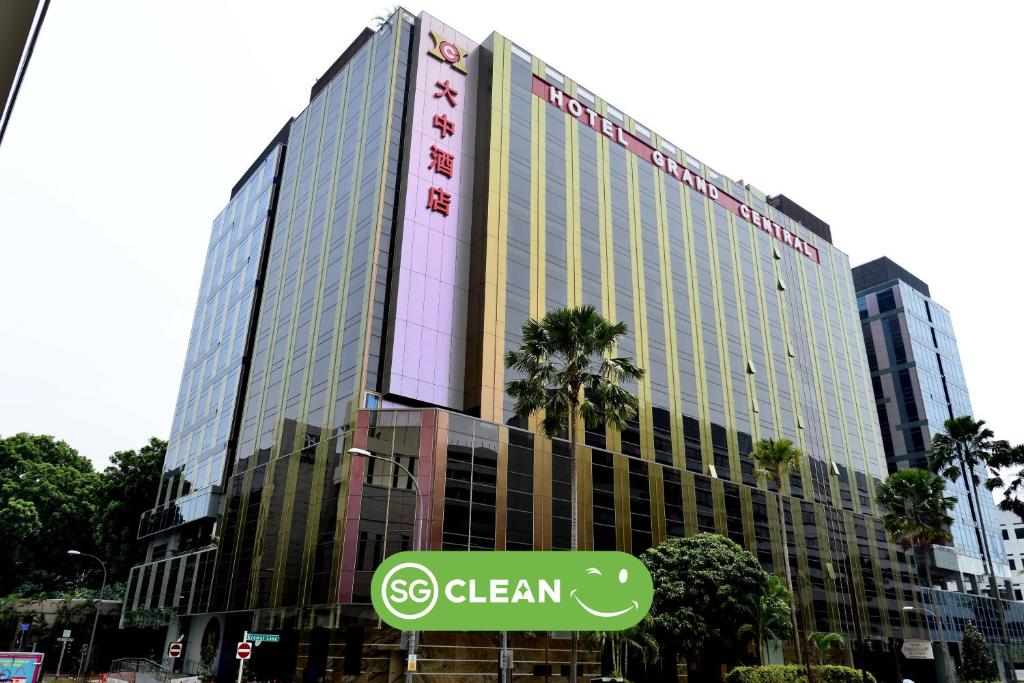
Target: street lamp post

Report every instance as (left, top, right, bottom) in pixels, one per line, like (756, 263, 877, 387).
(903, 604, 952, 683)
(347, 448, 423, 683)
(67, 550, 107, 683)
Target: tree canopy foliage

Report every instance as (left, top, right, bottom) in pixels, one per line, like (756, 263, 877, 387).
(960, 622, 999, 683)
(641, 533, 780, 662)
(0, 433, 165, 596)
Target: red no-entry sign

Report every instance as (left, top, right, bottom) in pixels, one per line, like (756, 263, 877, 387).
(236, 642, 252, 660)
(168, 643, 182, 658)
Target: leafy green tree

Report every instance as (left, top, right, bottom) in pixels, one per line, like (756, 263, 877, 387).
(930, 416, 1015, 678)
(807, 632, 846, 666)
(505, 305, 644, 682)
(0, 433, 101, 594)
(93, 437, 166, 577)
(961, 621, 999, 683)
(738, 574, 793, 665)
(641, 533, 771, 675)
(748, 438, 805, 663)
(0, 498, 42, 564)
(875, 468, 955, 670)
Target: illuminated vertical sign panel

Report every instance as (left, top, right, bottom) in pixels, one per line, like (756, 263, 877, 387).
(385, 13, 479, 408)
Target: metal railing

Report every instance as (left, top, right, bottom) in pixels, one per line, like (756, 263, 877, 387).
(109, 659, 167, 674)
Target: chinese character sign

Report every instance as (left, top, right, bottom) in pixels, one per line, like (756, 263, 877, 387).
(385, 13, 480, 410)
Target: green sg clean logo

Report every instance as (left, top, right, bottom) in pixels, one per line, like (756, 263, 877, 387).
(371, 551, 653, 631)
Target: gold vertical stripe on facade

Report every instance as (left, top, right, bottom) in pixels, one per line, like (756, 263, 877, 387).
(863, 516, 893, 633)
(625, 153, 654, 457)
(791, 248, 843, 508)
(614, 454, 632, 553)
(681, 471, 698, 537)
(723, 211, 759, 463)
(826, 250, 880, 514)
(812, 504, 842, 633)
(650, 464, 667, 546)
(526, 63, 545, 435)
(739, 486, 756, 554)
(767, 491, 787, 596)
(356, 14, 407, 407)
(577, 448, 594, 550)
(495, 425, 509, 549)
(596, 125, 620, 453)
(565, 84, 582, 308)
(481, 35, 512, 423)
(531, 64, 546, 320)
(841, 512, 872, 640)
(711, 479, 728, 535)
(533, 434, 552, 550)
(326, 432, 353, 602)
(771, 250, 813, 495)
(806, 250, 857, 510)
(702, 199, 740, 480)
(563, 82, 584, 444)
(741, 220, 786, 490)
(680, 189, 714, 465)
(791, 499, 815, 635)
(651, 169, 685, 467)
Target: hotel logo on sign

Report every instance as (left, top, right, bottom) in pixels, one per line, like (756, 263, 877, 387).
(427, 30, 468, 74)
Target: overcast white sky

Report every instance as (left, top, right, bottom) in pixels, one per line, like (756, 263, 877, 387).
(1, 1, 1021, 469)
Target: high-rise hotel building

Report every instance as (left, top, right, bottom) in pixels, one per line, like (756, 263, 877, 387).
(855, 257, 1021, 674)
(120, 10, 1021, 681)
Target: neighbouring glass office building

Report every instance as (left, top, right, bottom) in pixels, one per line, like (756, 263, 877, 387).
(120, 10, 1022, 681)
(855, 257, 1023, 677)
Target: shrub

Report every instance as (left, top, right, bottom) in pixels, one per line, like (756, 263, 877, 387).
(726, 664, 877, 683)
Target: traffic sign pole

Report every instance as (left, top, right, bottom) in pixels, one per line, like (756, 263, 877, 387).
(236, 638, 253, 683)
(57, 640, 68, 679)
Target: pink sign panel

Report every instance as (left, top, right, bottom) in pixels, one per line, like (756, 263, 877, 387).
(385, 13, 480, 409)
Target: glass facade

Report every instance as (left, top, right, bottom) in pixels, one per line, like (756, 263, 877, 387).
(211, 11, 414, 615)
(855, 261, 1020, 653)
(466, 32, 912, 647)
(123, 143, 283, 624)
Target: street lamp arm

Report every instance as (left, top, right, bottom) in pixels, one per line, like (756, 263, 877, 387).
(347, 448, 424, 550)
(67, 550, 107, 681)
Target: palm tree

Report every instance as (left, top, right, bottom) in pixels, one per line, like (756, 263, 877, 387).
(984, 443, 1024, 517)
(505, 304, 645, 682)
(748, 438, 805, 665)
(807, 632, 846, 666)
(738, 574, 793, 664)
(875, 468, 956, 678)
(583, 615, 659, 679)
(930, 416, 1016, 681)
